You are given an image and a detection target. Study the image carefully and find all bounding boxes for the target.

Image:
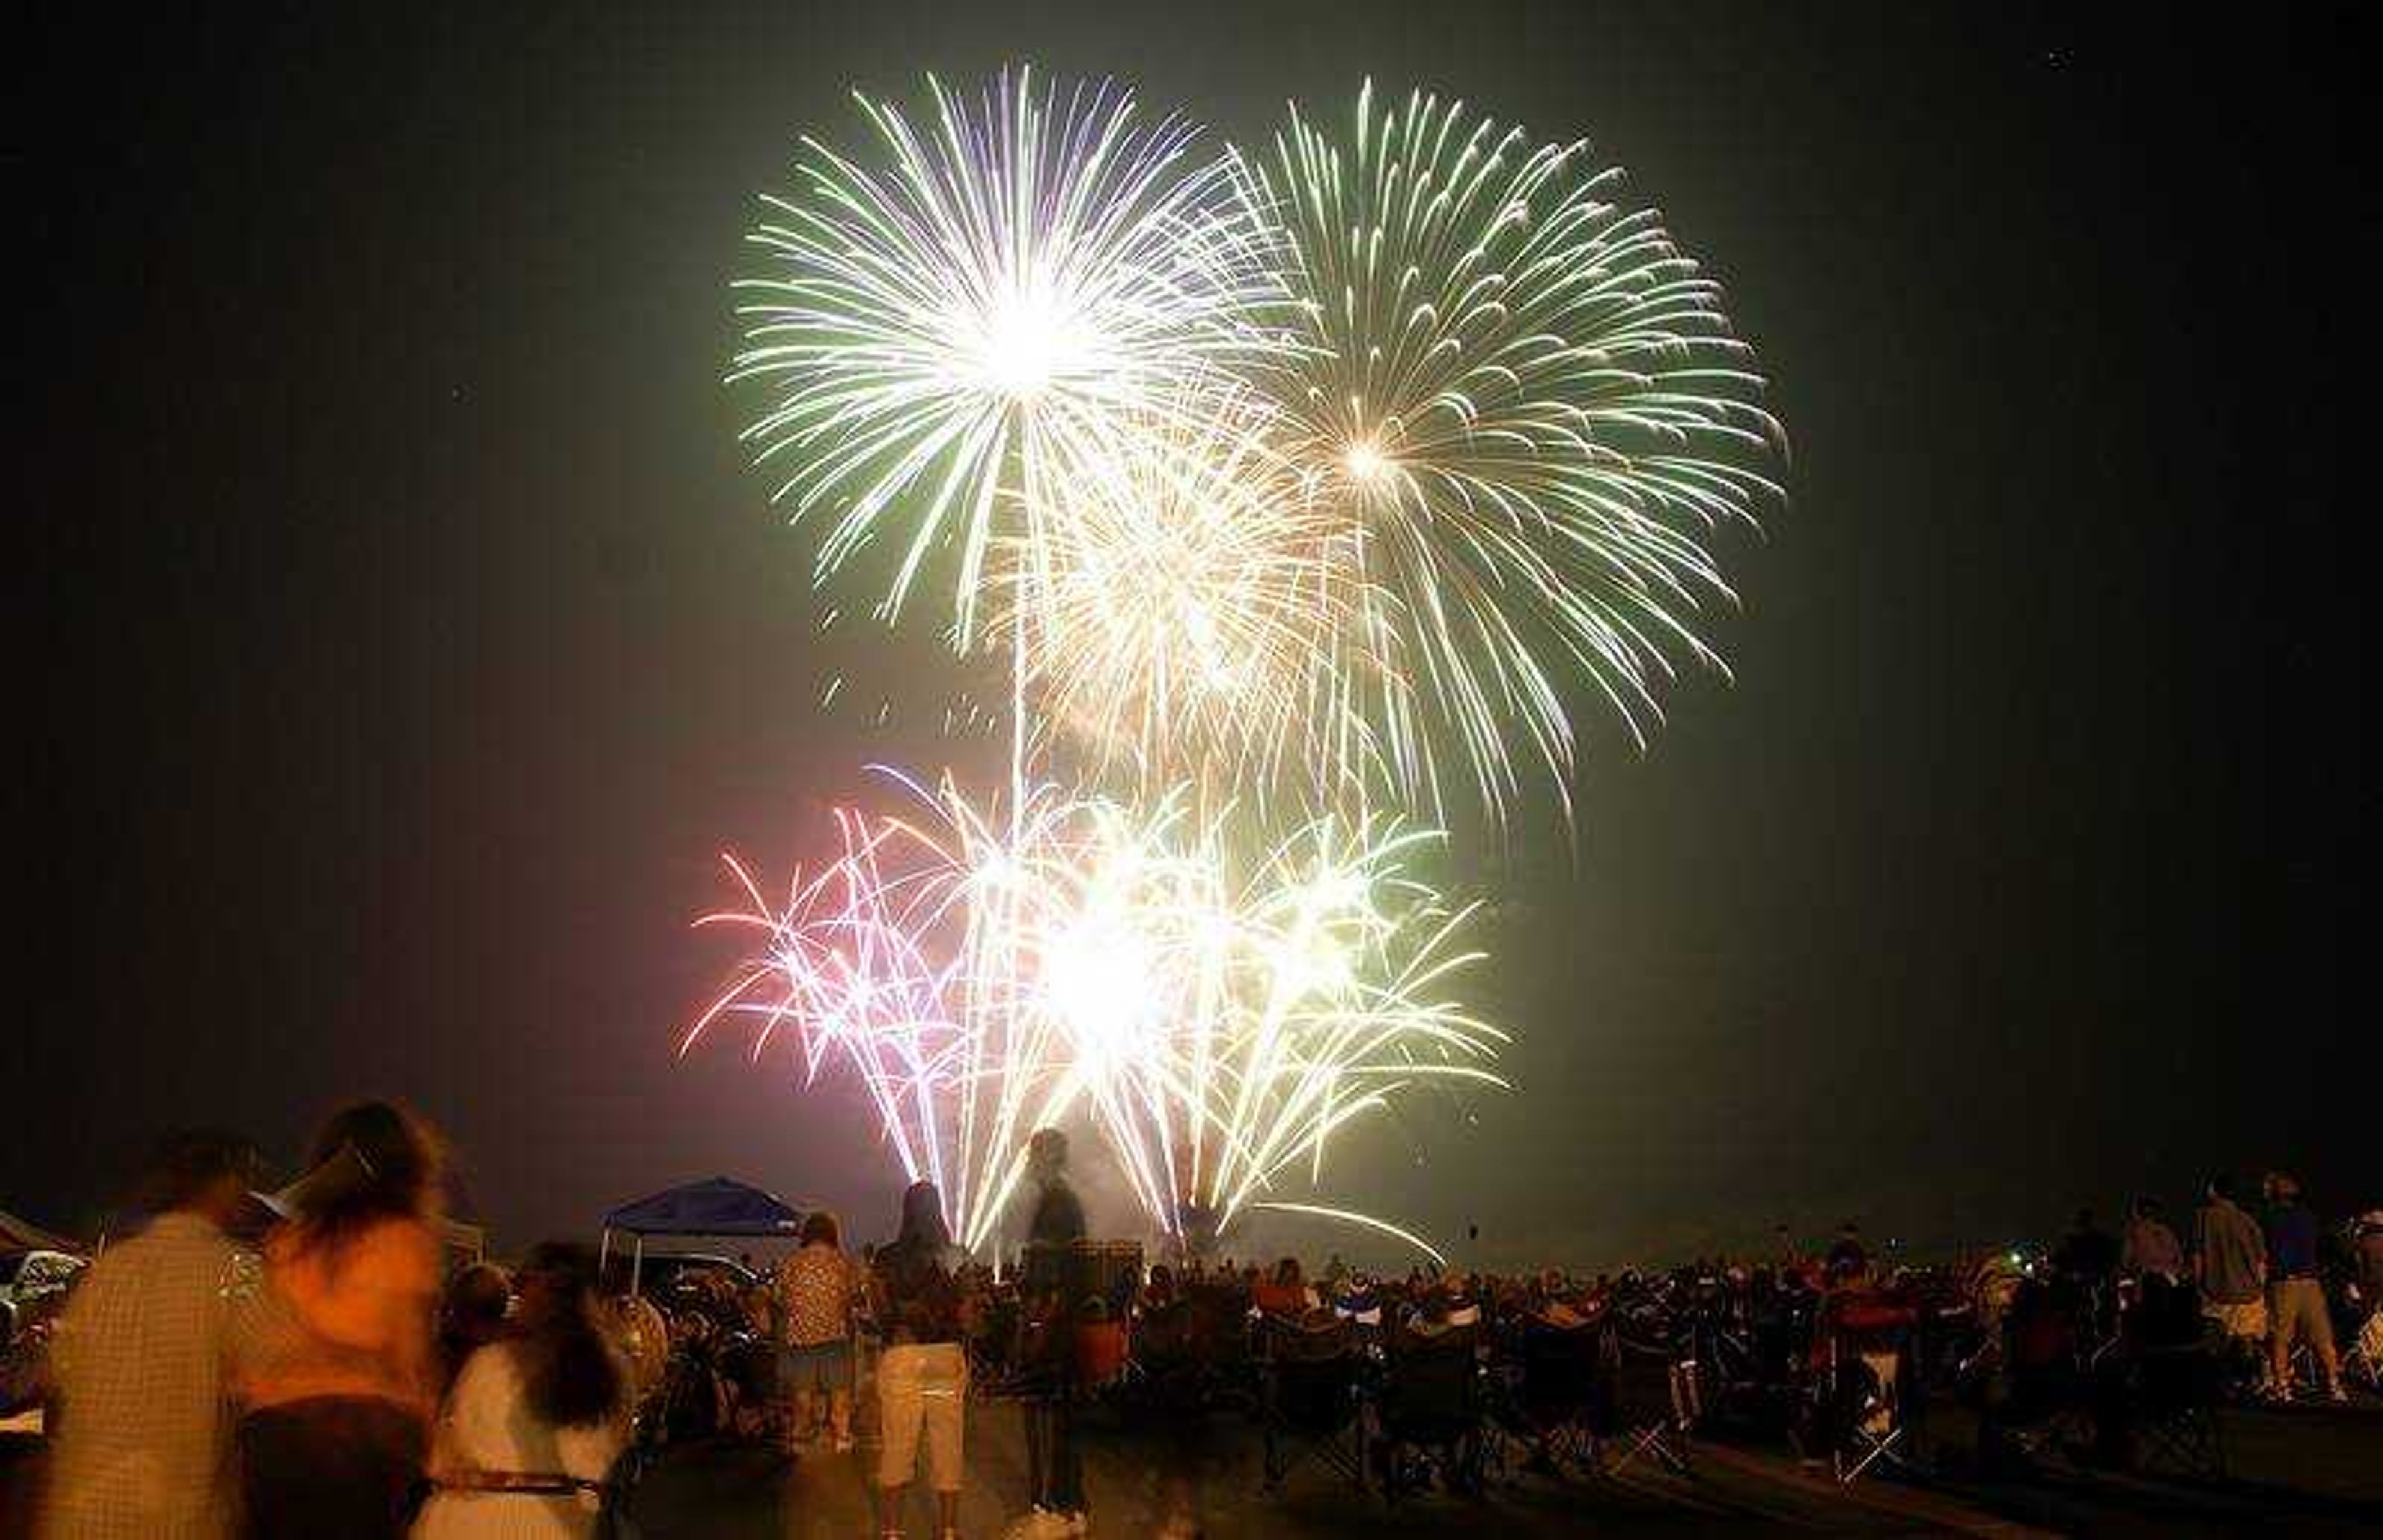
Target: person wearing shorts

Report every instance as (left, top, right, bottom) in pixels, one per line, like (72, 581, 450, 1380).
(870, 1181, 967, 1540)
(877, 1338, 967, 1503)
(2195, 1173, 2270, 1383)
(776, 1212, 861, 1452)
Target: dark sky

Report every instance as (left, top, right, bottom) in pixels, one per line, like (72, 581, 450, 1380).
(13, 3, 2354, 1267)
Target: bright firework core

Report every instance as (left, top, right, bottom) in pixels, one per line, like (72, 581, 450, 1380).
(976, 287, 1078, 401)
(1342, 441, 1392, 483)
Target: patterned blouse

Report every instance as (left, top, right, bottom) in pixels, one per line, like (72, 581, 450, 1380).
(776, 1242, 859, 1348)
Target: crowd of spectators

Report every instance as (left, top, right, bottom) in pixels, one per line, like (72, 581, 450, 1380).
(14, 1109, 2382, 1539)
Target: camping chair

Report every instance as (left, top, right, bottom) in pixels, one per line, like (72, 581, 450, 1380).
(2128, 1341, 2225, 1479)
(1492, 1314, 1604, 1477)
(1260, 1314, 1367, 1492)
(2104, 1273, 2222, 1479)
(1188, 1285, 1259, 1411)
(1977, 1283, 2096, 1474)
(2348, 1305, 2383, 1394)
(1127, 1297, 1211, 1416)
(1815, 1323, 1919, 1484)
(1373, 1326, 1486, 1500)
(1597, 1317, 1694, 1477)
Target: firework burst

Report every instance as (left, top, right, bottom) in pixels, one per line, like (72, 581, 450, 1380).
(685, 771, 1501, 1251)
(1237, 80, 1785, 819)
(1002, 382, 1355, 811)
(701, 71, 1790, 1259)
(730, 67, 1286, 649)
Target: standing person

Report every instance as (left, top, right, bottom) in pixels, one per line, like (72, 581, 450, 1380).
(238, 1100, 446, 1539)
(2054, 1209, 2120, 1287)
(2194, 1174, 2269, 1381)
(776, 1211, 861, 1455)
(870, 1182, 967, 1540)
(412, 1242, 630, 1539)
(1015, 1128, 1088, 1538)
(2120, 1197, 2184, 1281)
(1025, 1130, 1087, 1255)
(40, 1130, 261, 1540)
(1824, 1222, 1870, 1285)
(2261, 1173, 2346, 1403)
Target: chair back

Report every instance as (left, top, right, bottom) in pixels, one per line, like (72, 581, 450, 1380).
(1383, 1329, 1477, 1436)
(1525, 1325, 1601, 1430)
(1267, 1316, 1357, 1430)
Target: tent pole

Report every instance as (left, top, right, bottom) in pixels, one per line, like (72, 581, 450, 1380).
(632, 1234, 644, 1297)
(598, 1228, 611, 1276)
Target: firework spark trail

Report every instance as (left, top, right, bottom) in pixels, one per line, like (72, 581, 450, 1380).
(686, 769, 1502, 1250)
(1250, 1201, 1450, 1269)
(1233, 80, 1785, 821)
(681, 815, 971, 1195)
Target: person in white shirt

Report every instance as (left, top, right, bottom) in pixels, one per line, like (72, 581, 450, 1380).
(413, 1243, 629, 1540)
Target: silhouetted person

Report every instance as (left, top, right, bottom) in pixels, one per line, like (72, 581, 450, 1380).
(415, 1242, 629, 1538)
(41, 1129, 259, 1540)
(1824, 1221, 1869, 1283)
(2054, 1208, 2120, 1286)
(238, 1100, 445, 1539)
(2194, 1174, 2269, 1379)
(1025, 1127, 1086, 1250)
(2261, 1173, 2345, 1402)
(2119, 1197, 2183, 1281)
(1020, 1127, 1087, 1535)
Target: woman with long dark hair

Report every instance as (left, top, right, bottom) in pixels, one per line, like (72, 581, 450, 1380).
(238, 1099, 447, 1538)
(869, 1181, 967, 1540)
(412, 1242, 629, 1539)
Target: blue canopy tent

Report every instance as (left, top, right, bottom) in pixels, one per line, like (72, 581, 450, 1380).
(598, 1176, 806, 1294)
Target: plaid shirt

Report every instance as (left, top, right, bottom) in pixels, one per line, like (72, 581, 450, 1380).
(776, 1243, 859, 1348)
(42, 1213, 258, 1540)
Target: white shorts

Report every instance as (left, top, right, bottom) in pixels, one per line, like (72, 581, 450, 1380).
(877, 1341, 967, 1492)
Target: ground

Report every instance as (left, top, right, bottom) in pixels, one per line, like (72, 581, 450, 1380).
(7, 1395, 2379, 1535)
(617, 1390, 2383, 1537)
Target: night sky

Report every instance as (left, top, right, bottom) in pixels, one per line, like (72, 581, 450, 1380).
(14, 3, 2354, 1267)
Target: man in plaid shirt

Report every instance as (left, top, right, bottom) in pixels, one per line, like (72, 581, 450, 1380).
(40, 1132, 261, 1540)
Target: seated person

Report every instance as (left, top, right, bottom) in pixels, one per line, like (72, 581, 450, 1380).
(1252, 1256, 1317, 1317)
